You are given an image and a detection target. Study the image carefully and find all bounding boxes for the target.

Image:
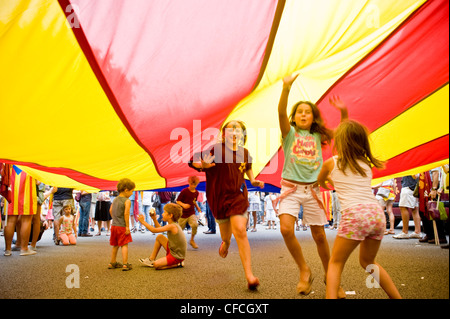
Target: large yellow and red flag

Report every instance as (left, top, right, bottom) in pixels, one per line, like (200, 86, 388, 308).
(0, 0, 448, 191)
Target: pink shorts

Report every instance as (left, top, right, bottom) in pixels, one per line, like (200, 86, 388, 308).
(110, 226, 133, 247)
(166, 243, 184, 266)
(338, 203, 386, 241)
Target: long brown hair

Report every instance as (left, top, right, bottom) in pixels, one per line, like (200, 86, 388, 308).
(333, 120, 385, 177)
(289, 101, 334, 146)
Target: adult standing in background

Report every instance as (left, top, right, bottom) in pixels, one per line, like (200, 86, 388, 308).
(78, 191, 93, 237)
(203, 194, 216, 234)
(3, 166, 37, 256)
(157, 191, 172, 227)
(393, 175, 421, 239)
(373, 178, 398, 235)
(95, 191, 112, 236)
(141, 191, 154, 232)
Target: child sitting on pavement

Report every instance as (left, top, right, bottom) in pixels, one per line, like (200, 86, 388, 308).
(138, 203, 187, 269)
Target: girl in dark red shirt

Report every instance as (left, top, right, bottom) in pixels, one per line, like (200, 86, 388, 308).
(189, 120, 264, 290)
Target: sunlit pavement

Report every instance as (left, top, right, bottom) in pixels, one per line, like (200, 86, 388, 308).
(0, 221, 448, 301)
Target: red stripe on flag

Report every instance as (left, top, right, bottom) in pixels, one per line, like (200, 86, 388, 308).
(7, 166, 16, 215)
(17, 171, 26, 215)
(28, 176, 35, 215)
(372, 135, 449, 179)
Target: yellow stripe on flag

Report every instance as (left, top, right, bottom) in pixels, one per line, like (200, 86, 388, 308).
(0, 0, 165, 190)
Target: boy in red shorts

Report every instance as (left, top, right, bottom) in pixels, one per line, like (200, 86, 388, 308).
(138, 203, 187, 269)
(108, 178, 135, 271)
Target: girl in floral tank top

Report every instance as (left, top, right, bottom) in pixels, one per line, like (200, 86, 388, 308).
(58, 205, 77, 245)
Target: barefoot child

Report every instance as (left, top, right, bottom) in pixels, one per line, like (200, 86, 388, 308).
(138, 203, 186, 269)
(176, 176, 202, 249)
(188, 120, 264, 290)
(277, 73, 348, 296)
(108, 178, 135, 271)
(318, 120, 401, 299)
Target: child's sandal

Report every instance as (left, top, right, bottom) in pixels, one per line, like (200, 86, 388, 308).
(122, 263, 132, 271)
(108, 262, 123, 269)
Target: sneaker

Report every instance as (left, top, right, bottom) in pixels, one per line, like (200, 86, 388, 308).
(393, 232, 410, 239)
(4, 250, 12, 256)
(20, 249, 37, 256)
(409, 232, 422, 239)
(139, 257, 154, 267)
(80, 233, 93, 237)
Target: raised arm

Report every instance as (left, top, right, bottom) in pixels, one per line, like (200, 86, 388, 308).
(138, 213, 174, 234)
(329, 95, 348, 122)
(279, 74, 299, 138)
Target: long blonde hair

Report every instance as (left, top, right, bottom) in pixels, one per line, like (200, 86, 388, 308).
(333, 120, 384, 177)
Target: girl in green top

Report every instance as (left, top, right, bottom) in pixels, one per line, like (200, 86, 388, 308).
(278, 73, 348, 296)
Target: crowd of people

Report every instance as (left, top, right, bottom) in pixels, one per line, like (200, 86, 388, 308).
(1, 73, 448, 298)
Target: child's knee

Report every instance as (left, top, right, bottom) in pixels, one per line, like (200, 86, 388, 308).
(280, 223, 294, 238)
(232, 225, 247, 240)
(311, 228, 327, 244)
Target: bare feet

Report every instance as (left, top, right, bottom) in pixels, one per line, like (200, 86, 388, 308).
(247, 277, 260, 291)
(297, 270, 314, 295)
(190, 240, 198, 249)
(218, 241, 229, 258)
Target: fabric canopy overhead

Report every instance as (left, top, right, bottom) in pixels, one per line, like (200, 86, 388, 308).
(0, 0, 448, 192)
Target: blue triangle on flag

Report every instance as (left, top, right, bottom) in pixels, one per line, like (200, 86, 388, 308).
(12, 165, 22, 175)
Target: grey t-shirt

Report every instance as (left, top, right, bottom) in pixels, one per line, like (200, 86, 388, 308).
(167, 223, 187, 260)
(111, 196, 128, 227)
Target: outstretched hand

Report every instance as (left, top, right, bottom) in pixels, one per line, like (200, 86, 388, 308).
(329, 95, 348, 121)
(329, 95, 346, 111)
(283, 73, 299, 87)
(201, 153, 216, 169)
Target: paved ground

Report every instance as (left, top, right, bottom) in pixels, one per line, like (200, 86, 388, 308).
(0, 222, 448, 306)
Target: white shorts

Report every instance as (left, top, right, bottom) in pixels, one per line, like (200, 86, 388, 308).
(247, 202, 260, 212)
(265, 209, 277, 221)
(278, 184, 328, 226)
(398, 187, 418, 209)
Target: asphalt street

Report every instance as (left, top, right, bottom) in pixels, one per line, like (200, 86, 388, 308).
(0, 221, 448, 304)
